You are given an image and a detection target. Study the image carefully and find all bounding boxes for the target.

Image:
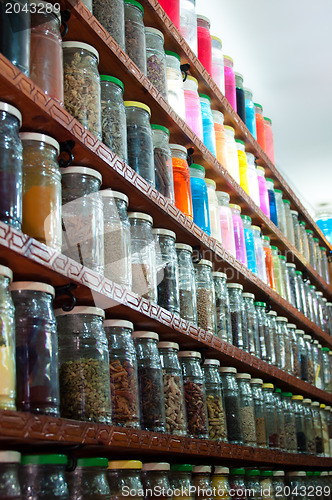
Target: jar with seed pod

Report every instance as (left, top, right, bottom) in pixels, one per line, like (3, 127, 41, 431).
(250, 378, 267, 448)
(227, 283, 245, 350)
(158, 341, 187, 436)
(151, 124, 175, 201)
(124, 0, 146, 74)
(302, 398, 316, 455)
(142, 463, 172, 500)
(67, 457, 110, 499)
(194, 259, 216, 335)
(0, 451, 21, 499)
(178, 351, 209, 439)
(281, 392, 297, 453)
(274, 388, 286, 450)
(92, 0, 125, 50)
(145, 27, 167, 98)
(235, 373, 257, 446)
(202, 359, 227, 441)
(192, 466, 213, 500)
(175, 243, 197, 324)
(56, 306, 112, 423)
(63, 42, 102, 140)
(107, 460, 143, 500)
(103, 319, 140, 429)
(262, 383, 279, 449)
(219, 367, 243, 445)
(133, 331, 166, 433)
(0, 266, 15, 411)
(213, 272, 232, 343)
(242, 293, 260, 358)
(292, 395, 307, 453)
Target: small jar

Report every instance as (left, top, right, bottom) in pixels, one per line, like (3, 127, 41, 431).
(286, 263, 301, 310)
(211, 467, 230, 500)
(309, 285, 319, 325)
(275, 316, 290, 373)
(230, 204, 247, 266)
(229, 469, 246, 498)
(165, 51, 186, 120)
(243, 293, 260, 358)
(213, 272, 232, 343)
(170, 143, 193, 219)
(255, 302, 269, 363)
(287, 323, 300, 378)
(254, 103, 265, 150)
(128, 212, 157, 301)
(250, 378, 267, 447)
(20, 132, 61, 250)
(245, 470, 261, 500)
(175, 243, 197, 324)
(133, 331, 166, 432)
(0, 266, 15, 411)
(0, 451, 21, 499)
(252, 225, 267, 284)
(236, 140, 250, 195)
(224, 125, 240, 184)
(256, 166, 270, 218)
(12, 282, 59, 416)
(211, 36, 224, 93)
(281, 392, 297, 453)
(212, 110, 228, 169)
(67, 458, 110, 499)
(299, 221, 310, 261)
(270, 246, 284, 298)
(199, 94, 216, 155)
(170, 464, 194, 500)
(219, 366, 243, 445)
(283, 199, 295, 246)
(20, 454, 68, 499)
(224, 56, 236, 111)
(124, 0, 146, 74)
(274, 189, 287, 235)
(107, 460, 143, 500)
(205, 178, 222, 241)
(302, 398, 316, 455)
(216, 191, 236, 257)
(100, 75, 128, 162)
(194, 259, 216, 334)
(142, 463, 171, 500)
(320, 404, 330, 456)
(104, 319, 140, 428)
(295, 270, 307, 315)
(291, 210, 301, 252)
(202, 359, 227, 441)
(63, 41, 101, 139)
(190, 164, 211, 234)
(303, 334, 315, 385)
(262, 236, 276, 289)
(274, 388, 286, 450)
(236, 373, 257, 446)
(322, 347, 332, 392)
(295, 329, 309, 381)
(244, 88, 257, 139)
(320, 246, 330, 284)
(264, 117, 274, 163)
(102, 190, 132, 289)
(313, 237, 322, 274)
(311, 401, 324, 455)
(262, 383, 279, 449)
(235, 73, 246, 123)
(267, 310, 278, 367)
(197, 15, 212, 74)
(151, 124, 175, 201)
(125, 101, 155, 187)
(241, 216, 258, 275)
(179, 0, 197, 54)
(192, 465, 213, 500)
(0, 0, 30, 76)
(292, 395, 307, 453)
(278, 256, 292, 303)
(61, 167, 104, 274)
(266, 178, 278, 227)
(93, 0, 125, 49)
(183, 76, 204, 140)
(158, 342, 187, 436)
(145, 27, 167, 98)
(178, 351, 209, 439)
(227, 283, 245, 350)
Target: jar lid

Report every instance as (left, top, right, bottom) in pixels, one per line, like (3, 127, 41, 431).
(311, 401, 320, 406)
(108, 460, 142, 470)
(253, 103, 263, 110)
(197, 14, 210, 24)
(292, 395, 303, 401)
(242, 292, 255, 299)
(223, 55, 234, 64)
(103, 319, 134, 330)
(151, 124, 170, 135)
(226, 283, 243, 290)
(262, 383, 274, 389)
(262, 235, 270, 241)
(0, 101, 22, 125)
(234, 72, 244, 81)
(286, 263, 296, 268)
(320, 246, 327, 250)
(219, 366, 237, 373)
(100, 189, 129, 204)
(124, 101, 151, 115)
(273, 471, 285, 477)
(21, 454, 67, 465)
(309, 285, 316, 289)
(211, 35, 222, 44)
(316, 291, 323, 296)
(325, 406, 331, 410)
(169, 144, 187, 154)
(313, 339, 319, 344)
(60, 166, 102, 183)
(62, 41, 99, 62)
(229, 204, 241, 211)
(76, 458, 108, 468)
(320, 403, 326, 409)
(212, 271, 227, 279)
(295, 329, 305, 335)
(246, 470, 260, 476)
(178, 351, 201, 359)
(165, 50, 181, 62)
(214, 467, 229, 474)
(287, 323, 296, 329)
(312, 471, 321, 476)
(321, 347, 330, 352)
(267, 310, 277, 316)
(264, 117, 272, 124)
(283, 199, 291, 205)
(203, 359, 220, 366)
(276, 316, 288, 322)
(132, 331, 159, 340)
(175, 243, 193, 253)
(295, 270, 302, 275)
(205, 178, 216, 188)
(235, 373, 251, 380)
(251, 225, 261, 232)
(287, 471, 306, 477)
(193, 465, 211, 473)
(327, 302, 332, 306)
(212, 109, 224, 121)
(241, 215, 251, 222)
(290, 209, 298, 215)
(261, 471, 273, 477)
(54, 306, 105, 318)
(224, 125, 234, 133)
(124, 0, 144, 14)
(100, 75, 124, 92)
(185, 75, 198, 85)
(145, 27, 164, 41)
(250, 378, 263, 385)
(265, 178, 274, 184)
(306, 229, 313, 234)
(0, 451, 21, 463)
(11, 281, 55, 297)
(313, 237, 320, 242)
(158, 341, 179, 350)
(195, 259, 212, 268)
(303, 335, 312, 340)
(274, 189, 283, 194)
(152, 228, 176, 239)
(254, 301, 266, 307)
(303, 398, 312, 404)
(142, 462, 170, 471)
(321, 472, 329, 477)
(230, 468, 245, 475)
(190, 163, 205, 174)
(282, 392, 292, 397)
(278, 255, 286, 260)
(0, 264, 13, 281)
(270, 245, 278, 251)
(170, 464, 192, 471)
(235, 139, 245, 146)
(128, 212, 153, 224)
(20, 132, 60, 154)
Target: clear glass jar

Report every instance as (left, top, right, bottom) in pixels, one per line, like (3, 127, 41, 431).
(250, 378, 266, 448)
(274, 388, 286, 451)
(211, 467, 230, 500)
(236, 373, 256, 446)
(142, 463, 171, 500)
(256, 166, 270, 218)
(267, 310, 278, 367)
(252, 225, 267, 284)
(262, 383, 279, 449)
(277, 316, 292, 373)
(235, 73, 246, 123)
(326, 407, 332, 456)
(230, 204, 247, 266)
(274, 189, 287, 236)
(286, 472, 307, 500)
(224, 56, 236, 111)
(190, 164, 211, 235)
(183, 76, 204, 140)
(313, 237, 322, 274)
(133, 331, 166, 432)
(56, 306, 111, 423)
(320, 404, 330, 456)
(295, 271, 307, 316)
(197, 15, 212, 75)
(245, 470, 261, 500)
(316, 291, 325, 330)
(63, 41, 101, 139)
(320, 246, 330, 284)
(165, 51, 186, 120)
(108, 460, 143, 500)
(151, 124, 175, 201)
(199, 94, 216, 155)
(278, 256, 292, 303)
(102, 190, 132, 289)
(178, 351, 209, 439)
(311, 401, 324, 455)
(179, 0, 197, 55)
(213, 272, 232, 343)
(254, 103, 265, 151)
(295, 329, 308, 381)
(61, 167, 104, 274)
(175, 243, 197, 324)
(244, 88, 257, 139)
(93, 0, 125, 49)
(170, 144, 193, 219)
(124, 0, 146, 74)
(312, 339, 323, 389)
(287, 323, 300, 378)
(129, 212, 157, 301)
(303, 334, 315, 385)
(224, 125, 240, 184)
(194, 259, 216, 334)
(158, 341, 187, 436)
(0, 451, 21, 499)
(304, 280, 314, 322)
(281, 392, 297, 453)
(192, 465, 213, 500)
(21, 132, 61, 250)
(12, 282, 59, 416)
(219, 367, 243, 444)
(212, 110, 228, 170)
(322, 347, 332, 392)
(291, 210, 301, 252)
(299, 221, 310, 261)
(20, 454, 68, 499)
(170, 464, 194, 500)
(282, 199, 295, 246)
(255, 302, 269, 363)
(227, 283, 245, 350)
(100, 75, 127, 162)
(310, 285, 319, 325)
(270, 246, 284, 297)
(260, 471, 274, 500)
(237, 140, 250, 196)
(302, 398, 316, 455)
(125, 101, 155, 187)
(292, 395, 307, 453)
(286, 263, 301, 310)
(216, 191, 236, 257)
(0, 0, 30, 76)
(262, 236, 276, 290)
(246, 152, 260, 206)
(67, 457, 110, 499)
(145, 27, 167, 99)
(205, 179, 221, 242)
(104, 319, 140, 428)
(243, 293, 260, 358)
(0, 266, 15, 411)
(321, 298, 329, 333)
(202, 359, 227, 441)
(211, 36, 224, 94)
(305, 230, 316, 268)
(229, 469, 246, 499)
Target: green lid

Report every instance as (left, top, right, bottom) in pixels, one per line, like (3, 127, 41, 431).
(199, 93, 211, 102)
(76, 458, 108, 468)
(299, 221, 306, 226)
(274, 189, 283, 194)
(241, 215, 252, 222)
(261, 471, 273, 477)
(310, 285, 316, 289)
(254, 103, 263, 110)
(100, 75, 124, 92)
(278, 255, 286, 261)
(265, 178, 274, 184)
(190, 163, 205, 174)
(313, 471, 321, 476)
(170, 464, 193, 472)
(313, 238, 319, 242)
(270, 245, 278, 251)
(124, 0, 144, 14)
(264, 117, 272, 124)
(246, 470, 260, 476)
(322, 347, 330, 352)
(282, 392, 293, 397)
(320, 246, 327, 251)
(306, 471, 314, 477)
(165, 50, 181, 62)
(306, 229, 314, 235)
(230, 468, 245, 475)
(262, 235, 270, 241)
(283, 199, 291, 205)
(275, 388, 282, 393)
(151, 124, 170, 135)
(295, 270, 303, 275)
(254, 301, 266, 307)
(235, 139, 245, 146)
(21, 454, 67, 466)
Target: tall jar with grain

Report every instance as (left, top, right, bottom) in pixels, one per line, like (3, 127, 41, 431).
(281, 392, 297, 453)
(219, 367, 243, 445)
(0, 265, 15, 411)
(202, 359, 227, 441)
(250, 378, 267, 447)
(145, 27, 167, 98)
(124, 0, 147, 75)
(213, 272, 232, 343)
(194, 259, 216, 334)
(175, 243, 197, 324)
(236, 373, 257, 447)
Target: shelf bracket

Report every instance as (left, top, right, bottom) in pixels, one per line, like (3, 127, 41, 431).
(55, 283, 77, 312)
(187, 147, 194, 166)
(60, 9, 71, 38)
(59, 140, 75, 168)
(180, 63, 190, 82)
(192, 246, 202, 264)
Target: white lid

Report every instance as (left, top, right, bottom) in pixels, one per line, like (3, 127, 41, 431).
(313, 340, 319, 345)
(145, 27, 164, 41)
(286, 263, 296, 268)
(178, 351, 201, 359)
(60, 166, 102, 183)
(322, 297, 327, 302)
(295, 329, 305, 335)
(0, 264, 13, 281)
(311, 401, 320, 407)
(276, 316, 288, 322)
(219, 366, 237, 373)
(235, 373, 251, 380)
(287, 472, 306, 477)
(100, 189, 129, 204)
(169, 144, 187, 154)
(303, 399, 312, 404)
(287, 323, 296, 329)
(321, 472, 328, 477)
(0, 101, 22, 125)
(103, 319, 134, 330)
(316, 291, 323, 296)
(290, 210, 298, 215)
(195, 259, 212, 268)
(158, 341, 179, 350)
(193, 465, 211, 473)
(273, 471, 285, 477)
(226, 283, 243, 290)
(203, 359, 220, 366)
(62, 41, 99, 62)
(0, 451, 21, 463)
(212, 109, 224, 119)
(132, 331, 159, 340)
(214, 467, 229, 474)
(197, 14, 210, 23)
(11, 281, 55, 297)
(142, 462, 170, 471)
(325, 406, 331, 410)
(175, 243, 193, 253)
(20, 132, 60, 154)
(242, 292, 255, 299)
(250, 378, 263, 385)
(326, 302, 332, 306)
(212, 272, 227, 279)
(54, 306, 105, 318)
(128, 212, 153, 224)
(267, 310, 277, 316)
(152, 228, 176, 239)
(303, 334, 312, 340)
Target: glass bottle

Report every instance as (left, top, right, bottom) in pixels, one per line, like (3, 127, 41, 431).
(229, 469, 246, 499)
(255, 302, 269, 363)
(142, 463, 172, 500)
(165, 51, 186, 120)
(299, 221, 310, 261)
(230, 204, 247, 266)
(241, 217, 258, 275)
(170, 144, 193, 220)
(20, 454, 69, 499)
(265, 178, 278, 227)
(170, 464, 194, 500)
(302, 398, 316, 455)
(124, 0, 146, 74)
(183, 76, 204, 140)
(0, 266, 15, 411)
(219, 367, 243, 444)
(320, 246, 330, 284)
(107, 460, 143, 500)
(267, 310, 278, 367)
(252, 226, 267, 284)
(202, 359, 227, 441)
(242, 293, 260, 357)
(194, 259, 216, 334)
(224, 125, 240, 183)
(236, 140, 250, 196)
(262, 383, 279, 449)
(313, 237, 322, 274)
(274, 189, 287, 236)
(287, 323, 300, 378)
(211, 467, 230, 500)
(212, 110, 228, 169)
(281, 392, 297, 453)
(197, 14, 212, 74)
(254, 103, 265, 150)
(93, 0, 125, 49)
(190, 164, 211, 234)
(213, 272, 232, 343)
(311, 401, 324, 455)
(295, 271, 307, 315)
(199, 94, 216, 155)
(179, 0, 197, 55)
(276, 316, 291, 373)
(295, 329, 308, 382)
(0, 0, 30, 76)
(175, 243, 197, 324)
(270, 246, 284, 298)
(286, 263, 301, 309)
(216, 191, 236, 257)
(227, 283, 245, 350)
(305, 230, 316, 268)
(151, 124, 175, 201)
(224, 56, 236, 111)
(246, 152, 260, 206)
(205, 179, 222, 241)
(244, 88, 257, 139)
(291, 210, 301, 252)
(211, 36, 224, 93)
(67, 457, 110, 499)
(236, 373, 257, 446)
(292, 395, 307, 453)
(278, 256, 291, 303)
(282, 199, 295, 246)
(192, 465, 213, 500)
(235, 72, 246, 123)
(264, 117, 274, 163)
(256, 166, 270, 218)
(262, 236, 276, 290)
(309, 285, 319, 325)
(245, 470, 261, 500)
(145, 27, 167, 98)
(321, 347, 332, 392)
(274, 388, 286, 450)
(320, 404, 330, 456)
(0, 451, 21, 499)
(250, 378, 267, 447)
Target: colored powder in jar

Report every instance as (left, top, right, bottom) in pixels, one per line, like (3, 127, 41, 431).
(172, 157, 193, 220)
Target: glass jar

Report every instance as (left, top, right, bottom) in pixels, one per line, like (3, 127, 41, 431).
(281, 200, 294, 245)
(227, 283, 245, 350)
(93, 0, 125, 48)
(20, 454, 68, 499)
(158, 341, 187, 436)
(108, 460, 143, 500)
(67, 458, 110, 499)
(256, 167, 270, 218)
(316, 291, 325, 330)
(306, 230, 316, 268)
(179, 351, 209, 438)
(199, 94, 217, 156)
(275, 316, 291, 373)
(0, 0, 30, 76)
(295, 271, 307, 315)
(236, 140, 249, 196)
(30, 3, 63, 102)
(101, 190, 132, 288)
(270, 246, 284, 298)
(303, 334, 315, 385)
(295, 330, 308, 381)
(142, 463, 171, 500)
(145, 27, 167, 99)
(286, 263, 300, 309)
(224, 125, 240, 184)
(230, 204, 247, 266)
(281, 392, 297, 453)
(0, 102, 23, 231)
(104, 319, 140, 428)
(326, 407, 332, 456)
(158, 0, 180, 27)
(229, 469, 246, 500)
(100, 75, 127, 162)
(243, 294, 260, 357)
(165, 51, 186, 120)
(310, 285, 319, 325)
(274, 189, 287, 236)
(179, 0, 197, 54)
(234, 73, 246, 124)
(133, 331, 166, 432)
(278, 256, 291, 303)
(219, 367, 243, 444)
(263, 117, 274, 163)
(211, 36, 224, 93)
(197, 15, 212, 74)
(274, 388, 286, 451)
(61, 167, 104, 274)
(125, 101, 155, 187)
(252, 226, 267, 284)
(291, 395, 307, 453)
(299, 221, 310, 261)
(216, 191, 236, 257)
(320, 404, 330, 456)
(250, 378, 266, 447)
(192, 465, 213, 500)
(170, 144, 193, 219)
(20, 132, 61, 250)
(205, 179, 221, 241)
(313, 237, 322, 274)
(260, 471, 274, 500)
(312, 339, 323, 389)
(0, 451, 21, 499)
(190, 164, 211, 234)
(56, 306, 111, 423)
(12, 282, 59, 416)
(291, 210, 301, 252)
(224, 56, 236, 111)
(151, 124, 175, 201)
(321, 347, 332, 392)
(63, 41, 101, 139)
(262, 383, 279, 449)
(320, 246, 330, 284)
(235, 373, 256, 446)
(202, 359, 227, 441)
(267, 310, 278, 367)
(213, 272, 232, 343)
(124, 0, 146, 74)
(262, 236, 276, 290)
(302, 398, 316, 455)
(254, 103, 265, 150)
(287, 323, 300, 378)
(175, 243, 197, 324)
(194, 259, 216, 334)
(311, 401, 324, 455)
(212, 110, 228, 169)
(211, 467, 230, 500)
(170, 464, 194, 500)
(183, 76, 204, 140)
(286, 472, 307, 500)
(304, 280, 315, 322)
(0, 266, 15, 411)
(255, 302, 269, 363)
(128, 212, 157, 301)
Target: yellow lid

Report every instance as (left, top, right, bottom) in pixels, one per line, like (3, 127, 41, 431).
(256, 166, 265, 172)
(224, 125, 235, 132)
(251, 225, 261, 232)
(124, 101, 151, 115)
(320, 404, 326, 409)
(224, 55, 233, 64)
(229, 204, 241, 212)
(211, 35, 222, 44)
(108, 460, 142, 470)
(292, 395, 304, 401)
(262, 383, 274, 389)
(186, 75, 198, 84)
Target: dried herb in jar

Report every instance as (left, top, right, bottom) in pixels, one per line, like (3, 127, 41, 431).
(101, 105, 127, 161)
(92, 0, 125, 49)
(109, 358, 140, 427)
(125, 18, 146, 74)
(224, 395, 243, 443)
(255, 417, 267, 446)
(132, 263, 155, 300)
(183, 381, 208, 438)
(147, 54, 167, 98)
(156, 262, 179, 314)
(163, 373, 187, 435)
(196, 288, 214, 332)
(240, 406, 256, 444)
(138, 366, 165, 432)
(284, 422, 297, 451)
(179, 289, 196, 323)
(127, 124, 154, 186)
(206, 395, 227, 441)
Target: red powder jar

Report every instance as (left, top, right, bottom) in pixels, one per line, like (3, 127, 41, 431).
(197, 14, 212, 75)
(158, 0, 180, 30)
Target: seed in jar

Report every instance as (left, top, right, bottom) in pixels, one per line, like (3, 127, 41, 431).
(206, 395, 227, 441)
(183, 381, 209, 438)
(163, 373, 187, 435)
(109, 358, 140, 428)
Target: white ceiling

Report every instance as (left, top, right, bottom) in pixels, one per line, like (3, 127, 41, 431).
(195, 0, 332, 217)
